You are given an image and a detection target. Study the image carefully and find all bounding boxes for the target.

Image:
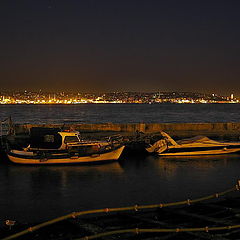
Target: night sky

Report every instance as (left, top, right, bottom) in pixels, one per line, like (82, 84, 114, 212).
(1, 0, 240, 95)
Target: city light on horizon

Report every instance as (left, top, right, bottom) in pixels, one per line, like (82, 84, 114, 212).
(0, 91, 239, 105)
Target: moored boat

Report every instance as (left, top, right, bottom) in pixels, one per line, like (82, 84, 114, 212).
(7, 145, 125, 164)
(146, 131, 240, 156)
(6, 127, 125, 164)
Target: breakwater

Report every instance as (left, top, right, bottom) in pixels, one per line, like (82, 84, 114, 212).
(14, 122, 240, 140)
(2, 122, 240, 155)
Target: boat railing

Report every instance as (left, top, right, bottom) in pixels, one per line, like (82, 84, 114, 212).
(0, 117, 15, 151)
(106, 134, 123, 143)
(0, 116, 15, 137)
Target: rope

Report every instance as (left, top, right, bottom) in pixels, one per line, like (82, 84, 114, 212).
(75, 224, 240, 240)
(2, 181, 240, 240)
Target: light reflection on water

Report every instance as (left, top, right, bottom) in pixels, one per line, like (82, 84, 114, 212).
(0, 154, 240, 222)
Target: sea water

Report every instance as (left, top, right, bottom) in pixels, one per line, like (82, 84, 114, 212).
(0, 103, 240, 222)
(1, 103, 240, 124)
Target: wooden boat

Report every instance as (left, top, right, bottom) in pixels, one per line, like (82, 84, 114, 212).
(7, 127, 125, 164)
(7, 146, 125, 164)
(146, 131, 240, 156)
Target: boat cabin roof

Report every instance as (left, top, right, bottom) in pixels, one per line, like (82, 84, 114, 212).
(29, 127, 80, 149)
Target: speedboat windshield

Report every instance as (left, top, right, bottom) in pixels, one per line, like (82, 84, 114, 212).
(64, 136, 80, 143)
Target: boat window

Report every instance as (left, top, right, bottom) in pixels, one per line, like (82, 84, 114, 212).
(64, 136, 80, 143)
(44, 135, 55, 143)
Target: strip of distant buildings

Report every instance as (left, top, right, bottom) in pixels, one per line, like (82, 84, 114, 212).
(0, 91, 238, 104)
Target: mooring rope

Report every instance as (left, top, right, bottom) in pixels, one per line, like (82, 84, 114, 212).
(2, 181, 240, 240)
(75, 224, 240, 240)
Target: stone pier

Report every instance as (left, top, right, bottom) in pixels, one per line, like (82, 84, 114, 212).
(13, 122, 240, 140)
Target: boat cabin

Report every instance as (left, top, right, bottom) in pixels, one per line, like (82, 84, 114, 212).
(28, 127, 81, 150)
(58, 131, 81, 150)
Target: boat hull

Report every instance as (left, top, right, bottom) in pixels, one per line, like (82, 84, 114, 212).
(7, 146, 125, 165)
(158, 147, 240, 156)
(146, 132, 240, 156)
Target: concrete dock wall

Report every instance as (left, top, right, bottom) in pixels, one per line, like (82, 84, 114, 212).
(14, 122, 240, 140)
(15, 122, 240, 132)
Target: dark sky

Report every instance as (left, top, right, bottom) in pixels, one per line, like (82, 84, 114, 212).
(1, 0, 240, 95)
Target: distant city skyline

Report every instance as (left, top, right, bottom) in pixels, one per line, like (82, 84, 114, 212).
(0, 90, 238, 104)
(0, 87, 239, 97)
(1, 1, 240, 95)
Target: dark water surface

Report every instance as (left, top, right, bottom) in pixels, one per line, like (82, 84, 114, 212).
(1, 104, 240, 223)
(1, 103, 240, 124)
(0, 155, 240, 222)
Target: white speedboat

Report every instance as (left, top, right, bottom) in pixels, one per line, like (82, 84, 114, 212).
(7, 127, 125, 164)
(146, 131, 240, 156)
